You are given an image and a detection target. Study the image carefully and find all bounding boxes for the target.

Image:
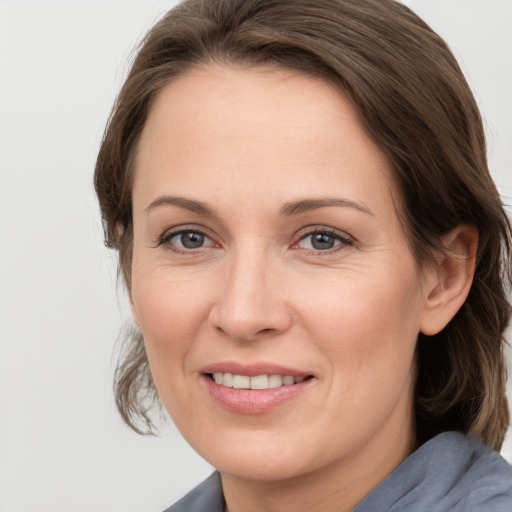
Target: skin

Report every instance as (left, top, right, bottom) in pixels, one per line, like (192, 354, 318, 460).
(129, 65, 476, 512)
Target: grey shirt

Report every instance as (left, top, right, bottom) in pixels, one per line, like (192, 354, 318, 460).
(164, 432, 512, 511)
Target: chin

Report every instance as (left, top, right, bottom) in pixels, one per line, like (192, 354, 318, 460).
(185, 429, 332, 483)
(212, 454, 311, 482)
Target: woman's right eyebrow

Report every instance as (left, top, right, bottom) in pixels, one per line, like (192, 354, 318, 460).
(144, 195, 217, 217)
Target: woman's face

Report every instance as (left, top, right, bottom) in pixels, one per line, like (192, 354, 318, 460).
(130, 65, 435, 482)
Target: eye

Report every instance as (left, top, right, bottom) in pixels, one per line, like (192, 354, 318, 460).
(159, 228, 216, 251)
(295, 229, 352, 251)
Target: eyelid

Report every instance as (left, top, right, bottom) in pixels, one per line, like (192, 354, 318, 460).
(292, 225, 354, 251)
(157, 224, 219, 250)
(155, 224, 353, 253)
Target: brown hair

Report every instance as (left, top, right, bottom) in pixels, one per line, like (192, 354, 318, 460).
(95, 0, 511, 448)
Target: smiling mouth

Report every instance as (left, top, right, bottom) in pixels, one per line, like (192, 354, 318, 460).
(208, 373, 313, 390)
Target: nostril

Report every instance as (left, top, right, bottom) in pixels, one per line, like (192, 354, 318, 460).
(208, 295, 293, 341)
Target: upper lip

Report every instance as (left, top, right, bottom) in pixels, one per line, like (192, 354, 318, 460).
(200, 361, 312, 378)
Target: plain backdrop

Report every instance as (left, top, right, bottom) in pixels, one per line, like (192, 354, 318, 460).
(0, 1, 510, 511)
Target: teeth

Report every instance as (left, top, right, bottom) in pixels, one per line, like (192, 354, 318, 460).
(212, 373, 306, 390)
(268, 375, 283, 388)
(222, 373, 233, 387)
(250, 375, 269, 390)
(233, 374, 250, 389)
(282, 376, 295, 386)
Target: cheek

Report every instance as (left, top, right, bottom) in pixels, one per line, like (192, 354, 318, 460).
(298, 266, 423, 384)
(130, 265, 213, 376)
(130, 270, 213, 426)
(296, 276, 422, 446)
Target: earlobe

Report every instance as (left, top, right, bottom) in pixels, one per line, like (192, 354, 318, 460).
(420, 224, 478, 336)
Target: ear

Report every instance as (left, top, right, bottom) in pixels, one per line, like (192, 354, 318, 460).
(420, 224, 478, 336)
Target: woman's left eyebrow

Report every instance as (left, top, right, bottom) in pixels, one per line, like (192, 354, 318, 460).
(280, 198, 373, 216)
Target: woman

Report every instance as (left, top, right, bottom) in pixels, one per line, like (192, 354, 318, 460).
(94, 0, 512, 510)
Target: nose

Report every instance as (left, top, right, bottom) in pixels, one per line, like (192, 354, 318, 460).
(208, 245, 292, 342)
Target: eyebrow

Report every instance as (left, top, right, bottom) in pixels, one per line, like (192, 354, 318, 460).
(144, 195, 216, 216)
(280, 198, 373, 216)
(144, 195, 373, 218)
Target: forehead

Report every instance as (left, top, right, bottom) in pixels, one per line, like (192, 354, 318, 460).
(138, 63, 374, 157)
(133, 64, 394, 216)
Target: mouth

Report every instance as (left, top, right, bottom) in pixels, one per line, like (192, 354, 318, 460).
(200, 364, 316, 414)
(206, 372, 313, 390)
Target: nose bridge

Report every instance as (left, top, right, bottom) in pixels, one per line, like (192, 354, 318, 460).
(209, 238, 290, 340)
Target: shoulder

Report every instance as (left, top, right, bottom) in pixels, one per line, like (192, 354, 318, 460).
(354, 432, 512, 512)
(162, 472, 224, 512)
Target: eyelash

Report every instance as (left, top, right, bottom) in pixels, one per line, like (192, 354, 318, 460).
(157, 226, 354, 255)
(157, 227, 215, 253)
(293, 227, 354, 253)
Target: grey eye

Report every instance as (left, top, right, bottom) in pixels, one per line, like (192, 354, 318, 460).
(297, 230, 351, 251)
(310, 233, 336, 250)
(180, 232, 205, 248)
(167, 230, 213, 249)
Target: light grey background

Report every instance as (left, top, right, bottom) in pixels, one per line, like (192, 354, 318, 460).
(0, 1, 510, 511)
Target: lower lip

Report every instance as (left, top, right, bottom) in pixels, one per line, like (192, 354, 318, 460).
(201, 375, 313, 414)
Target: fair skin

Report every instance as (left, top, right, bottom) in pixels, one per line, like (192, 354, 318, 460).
(129, 65, 477, 512)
